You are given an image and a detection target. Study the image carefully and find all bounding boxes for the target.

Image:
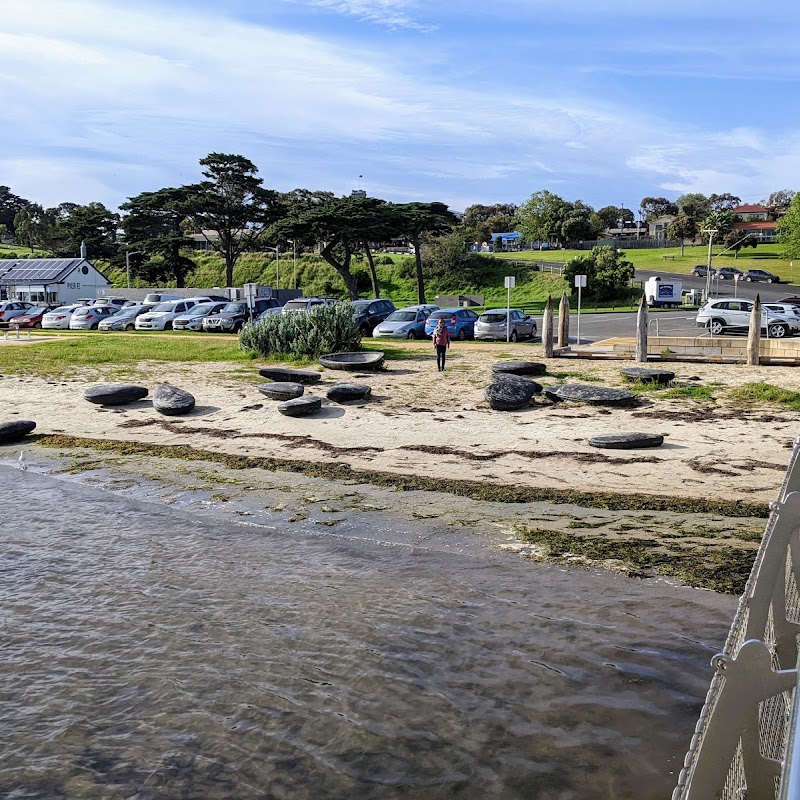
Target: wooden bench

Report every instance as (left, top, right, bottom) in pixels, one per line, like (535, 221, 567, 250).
(662, 255, 675, 260)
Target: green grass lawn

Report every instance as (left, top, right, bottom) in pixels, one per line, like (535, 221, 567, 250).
(496, 243, 799, 283)
(0, 243, 49, 258)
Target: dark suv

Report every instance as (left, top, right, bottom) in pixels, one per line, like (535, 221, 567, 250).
(351, 299, 396, 334)
(716, 267, 744, 281)
(744, 269, 779, 283)
(690, 265, 716, 278)
(202, 299, 279, 333)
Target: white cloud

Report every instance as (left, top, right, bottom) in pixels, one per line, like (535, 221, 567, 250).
(293, 0, 435, 30)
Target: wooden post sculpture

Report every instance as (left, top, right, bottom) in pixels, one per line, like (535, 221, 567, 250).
(542, 295, 554, 358)
(747, 294, 761, 366)
(636, 293, 648, 363)
(557, 292, 570, 349)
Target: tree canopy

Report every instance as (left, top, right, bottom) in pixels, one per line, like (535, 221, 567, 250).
(777, 193, 800, 260)
(0, 186, 30, 236)
(563, 246, 634, 301)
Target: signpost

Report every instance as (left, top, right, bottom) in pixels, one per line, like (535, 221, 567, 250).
(574, 274, 587, 345)
(734, 273, 740, 298)
(504, 276, 516, 343)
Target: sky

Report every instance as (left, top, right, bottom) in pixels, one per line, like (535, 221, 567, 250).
(1, 0, 798, 216)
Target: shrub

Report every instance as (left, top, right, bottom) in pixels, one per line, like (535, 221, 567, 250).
(239, 301, 362, 359)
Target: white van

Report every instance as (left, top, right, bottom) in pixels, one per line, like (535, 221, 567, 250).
(144, 293, 182, 305)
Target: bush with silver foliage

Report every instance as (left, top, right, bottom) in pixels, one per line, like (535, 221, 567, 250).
(239, 302, 362, 358)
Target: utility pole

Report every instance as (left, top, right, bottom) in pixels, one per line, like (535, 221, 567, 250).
(702, 229, 718, 302)
(125, 250, 143, 290)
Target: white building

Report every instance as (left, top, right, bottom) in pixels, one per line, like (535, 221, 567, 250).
(0, 258, 111, 304)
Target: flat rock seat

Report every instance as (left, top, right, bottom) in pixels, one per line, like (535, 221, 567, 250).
(153, 384, 196, 416)
(491, 360, 547, 377)
(258, 382, 305, 401)
(485, 380, 536, 410)
(543, 384, 638, 407)
(326, 383, 372, 402)
(84, 384, 149, 406)
(589, 432, 665, 450)
(621, 367, 675, 385)
(258, 367, 321, 385)
(492, 372, 542, 394)
(0, 420, 36, 443)
(278, 396, 322, 417)
(319, 352, 385, 371)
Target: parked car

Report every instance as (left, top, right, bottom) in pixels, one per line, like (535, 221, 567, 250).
(779, 297, 800, 306)
(281, 297, 339, 314)
(372, 306, 438, 340)
(42, 304, 85, 330)
(0, 301, 34, 325)
(69, 305, 120, 330)
(98, 304, 156, 331)
(474, 308, 537, 342)
(172, 301, 229, 331)
(135, 297, 212, 331)
(94, 296, 129, 308)
(424, 308, 480, 340)
(143, 292, 182, 304)
(202, 299, 279, 333)
(690, 265, 717, 278)
(763, 303, 800, 321)
(8, 305, 59, 328)
(696, 299, 800, 338)
(743, 269, 780, 283)
(350, 299, 396, 334)
(715, 267, 744, 281)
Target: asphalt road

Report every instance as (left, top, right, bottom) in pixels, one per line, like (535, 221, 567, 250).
(566, 310, 702, 344)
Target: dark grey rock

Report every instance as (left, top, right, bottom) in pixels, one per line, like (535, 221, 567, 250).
(485, 380, 536, 410)
(153, 384, 196, 416)
(84, 383, 149, 406)
(492, 372, 542, 394)
(589, 432, 665, 449)
(326, 383, 372, 402)
(258, 382, 305, 401)
(0, 420, 36, 443)
(278, 396, 323, 417)
(620, 367, 675, 385)
(491, 360, 547, 376)
(543, 384, 638, 407)
(258, 367, 321, 384)
(320, 352, 385, 371)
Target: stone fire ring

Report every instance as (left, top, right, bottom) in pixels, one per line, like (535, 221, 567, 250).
(589, 432, 664, 450)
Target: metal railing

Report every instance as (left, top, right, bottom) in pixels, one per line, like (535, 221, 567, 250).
(673, 437, 800, 799)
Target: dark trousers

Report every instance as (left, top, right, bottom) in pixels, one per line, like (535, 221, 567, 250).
(436, 345, 447, 370)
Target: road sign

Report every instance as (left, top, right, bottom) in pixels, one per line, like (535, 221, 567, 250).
(575, 275, 587, 343)
(574, 274, 587, 288)
(504, 276, 516, 289)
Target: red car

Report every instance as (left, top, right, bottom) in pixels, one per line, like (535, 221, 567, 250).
(9, 305, 59, 328)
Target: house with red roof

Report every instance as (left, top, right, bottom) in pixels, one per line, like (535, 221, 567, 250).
(731, 204, 779, 242)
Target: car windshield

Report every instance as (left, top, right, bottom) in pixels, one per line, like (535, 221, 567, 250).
(110, 307, 137, 317)
(283, 301, 310, 311)
(480, 313, 508, 323)
(387, 311, 417, 322)
(50, 307, 72, 313)
(151, 302, 176, 312)
(351, 302, 370, 310)
(190, 303, 216, 314)
(221, 302, 246, 313)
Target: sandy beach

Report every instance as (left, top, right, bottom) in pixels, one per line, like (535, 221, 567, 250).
(2, 340, 798, 507)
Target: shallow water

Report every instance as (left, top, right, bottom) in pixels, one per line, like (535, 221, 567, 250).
(0, 466, 734, 799)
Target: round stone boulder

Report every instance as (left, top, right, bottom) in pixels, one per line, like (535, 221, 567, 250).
(491, 360, 547, 377)
(492, 372, 542, 394)
(258, 367, 321, 385)
(84, 384, 149, 406)
(589, 432, 665, 450)
(543, 384, 638, 407)
(153, 384, 196, 416)
(278, 396, 323, 417)
(0, 420, 36, 443)
(258, 382, 305, 401)
(326, 383, 372, 402)
(485, 380, 536, 410)
(620, 367, 675, 385)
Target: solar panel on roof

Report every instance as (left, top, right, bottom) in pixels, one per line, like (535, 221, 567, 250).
(0, 258, 84, 283)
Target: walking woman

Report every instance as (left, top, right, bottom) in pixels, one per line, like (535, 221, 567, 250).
(432, 318, 451, 371)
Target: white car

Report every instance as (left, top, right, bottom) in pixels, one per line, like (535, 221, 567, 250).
(68, 305, 120, 330)
(696, 299, 800, 338)
(172, 301, 228, 331)
(42, 304, 85, 329)
(134, 297, 212, 331)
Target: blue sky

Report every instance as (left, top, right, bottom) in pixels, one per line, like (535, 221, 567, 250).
(1, 0, 798, 215)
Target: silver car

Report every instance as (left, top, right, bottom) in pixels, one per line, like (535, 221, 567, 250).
(98, 304, 156, 331)
(474, 308, 537, 342)
(172, 301, 228, 331)
(42, 304, 85, 329)
(372, 305, 439, 339)
(68, 305, 119, 330)
(0, 301, 34, 325)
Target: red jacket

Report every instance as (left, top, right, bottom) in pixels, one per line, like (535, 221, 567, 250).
(433, 327, 451, 347)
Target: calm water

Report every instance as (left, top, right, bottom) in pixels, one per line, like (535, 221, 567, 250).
(0, 466, 735, 799)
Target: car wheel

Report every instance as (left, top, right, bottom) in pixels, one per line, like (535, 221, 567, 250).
(510, 330, 518, 342)
(91, 322, 99, 330)
(458, 329, 466, 341)
(707, 319, 725, 336)
(407, 330, 416, 340)
(767, 278, 774, 283)
(33, 321, 41, 328)
(125, 323, 135, 331)
(234, 321, 244, 334)
(768, 324, 788, 338)
(745, 276, 752, 281)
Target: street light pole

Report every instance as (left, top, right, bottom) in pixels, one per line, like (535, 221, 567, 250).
(265, 246, 280, 290)
(125, 250, 143, 290)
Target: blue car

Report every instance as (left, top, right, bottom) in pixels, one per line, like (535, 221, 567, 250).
(424, 308, 479, 340)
